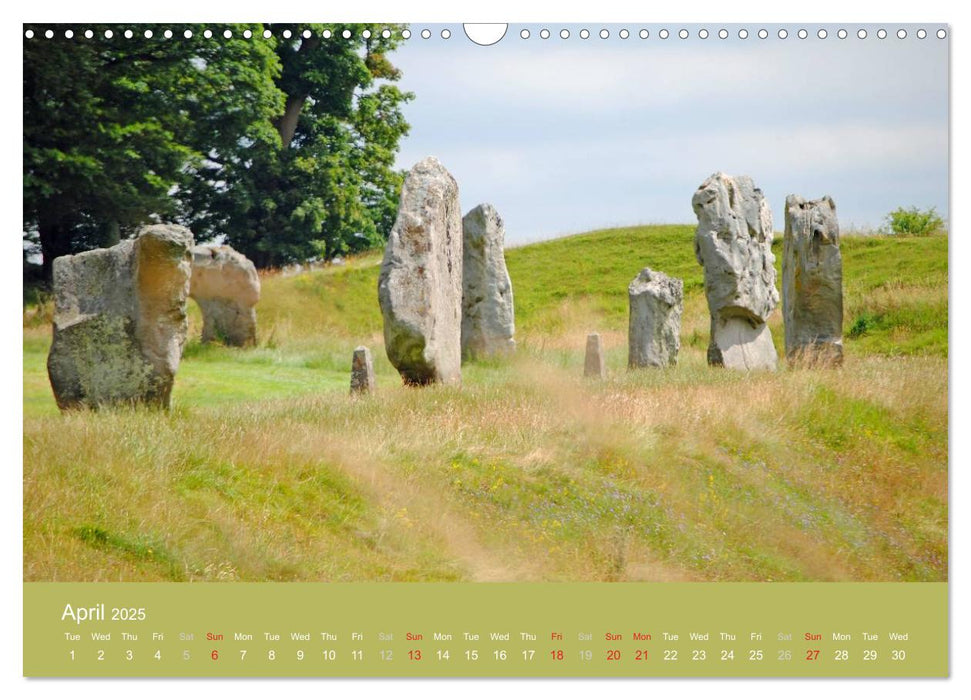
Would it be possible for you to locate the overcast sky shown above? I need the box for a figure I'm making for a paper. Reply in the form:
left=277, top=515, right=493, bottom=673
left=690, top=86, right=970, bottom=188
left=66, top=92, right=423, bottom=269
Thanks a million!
left=391, top=23, right=949, bottom=244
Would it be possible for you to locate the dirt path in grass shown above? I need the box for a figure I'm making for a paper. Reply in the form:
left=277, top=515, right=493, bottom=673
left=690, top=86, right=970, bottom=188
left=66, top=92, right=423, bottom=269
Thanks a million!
left=322, top=440, right=542, bottom=582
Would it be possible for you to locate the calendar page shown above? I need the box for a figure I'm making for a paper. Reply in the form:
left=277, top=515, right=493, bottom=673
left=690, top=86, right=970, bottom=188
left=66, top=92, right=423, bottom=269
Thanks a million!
left=21, top=16, right=949, bottom=682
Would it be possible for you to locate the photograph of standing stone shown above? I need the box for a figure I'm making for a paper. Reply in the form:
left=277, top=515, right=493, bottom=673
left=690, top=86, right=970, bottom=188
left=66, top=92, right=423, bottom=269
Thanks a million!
left=693, top=173, right=779, bottom=371
left=628, top=268, right=683, bottom=368
left=22, top=23, right=947, bottom=591
left=189, top=244, right=260, bottom=347
left=783, top=195, right=844, bottom=367
left=46, top=224, right=193, bottom=410
left=461, top=203, right=516, bottom=360
left=378, top=156, right=463, bottom=385
left=584, top=332, right=607, bottom=379
left=350, top=346, right=376, bottom=394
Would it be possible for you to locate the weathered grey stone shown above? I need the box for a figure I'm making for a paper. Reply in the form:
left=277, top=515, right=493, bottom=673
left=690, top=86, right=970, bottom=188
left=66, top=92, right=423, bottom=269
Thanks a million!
left=628, top=268, right=683, bottom=368
left=783, top=194, right=844, bottom=367
left=189, top=245, right=260, bottom=346
left=350, top=346, right=376, bottom=394
left=47, top=224, right=193, bottom=410
left=584, top=333, right=606, bottom=379
left=461, top=203, right=515, bottom=360
left=693, top=172, right=779, bottom=370
left=378, top=157, right=463, bottom=385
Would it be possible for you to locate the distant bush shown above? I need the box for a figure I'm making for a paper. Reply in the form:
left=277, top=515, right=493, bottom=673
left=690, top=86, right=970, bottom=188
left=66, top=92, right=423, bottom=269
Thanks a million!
left=885, top=206, right=945, bottom=237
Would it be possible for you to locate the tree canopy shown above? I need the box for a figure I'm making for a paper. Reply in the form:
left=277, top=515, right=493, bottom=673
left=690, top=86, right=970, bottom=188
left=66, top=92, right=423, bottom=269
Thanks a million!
left=23, top=23, right=412, bottom=279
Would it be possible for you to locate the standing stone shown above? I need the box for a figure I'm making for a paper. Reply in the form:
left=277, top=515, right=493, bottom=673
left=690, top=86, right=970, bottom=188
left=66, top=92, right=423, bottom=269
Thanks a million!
left=628, top=268, right=683, bottom=368
left=461, top=203, right=516, bottom=360
left=693, top=172, right=779, bottom=370
left=783, top=195, right=844, bottom=367
left=350, top=346, right=376, bottom=394
left=378, top=156, right=463, bottom=385
left=584, top=333, right=606, bottom=379
left=47, top=224, right=193, bottom=410
left=189, top=245, right=260, bottom=346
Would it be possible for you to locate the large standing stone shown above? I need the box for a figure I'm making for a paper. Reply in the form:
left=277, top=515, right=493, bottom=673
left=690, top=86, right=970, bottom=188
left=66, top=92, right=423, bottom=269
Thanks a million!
left=378, top=157, right=463, bottom=385
left=628, top=268, right=683, bottom=368
left=783, top=195, right=844, bottom=367
left=693, top=172, right=779, bottom=370
left=189, top=245, right=260, bottom=346
left=584, top=333, right=606, bottom=379
left=350, top=346, right=376, bottom=394
left=461, top=203, right=516, bottom=360
left=47, top=224, right=193, bottom=410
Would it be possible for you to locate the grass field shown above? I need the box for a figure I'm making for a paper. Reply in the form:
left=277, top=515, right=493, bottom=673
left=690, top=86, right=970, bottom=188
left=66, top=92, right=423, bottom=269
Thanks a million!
left=22, top=225, right=948, bottom=582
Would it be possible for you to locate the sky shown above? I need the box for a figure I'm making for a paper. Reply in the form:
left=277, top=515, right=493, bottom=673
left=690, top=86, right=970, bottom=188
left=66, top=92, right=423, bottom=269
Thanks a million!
left=391, top=23, right=950, bottom=245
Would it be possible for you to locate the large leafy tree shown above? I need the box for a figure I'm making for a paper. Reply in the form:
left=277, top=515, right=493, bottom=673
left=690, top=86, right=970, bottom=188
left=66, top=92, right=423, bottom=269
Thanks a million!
left=24, top=23, right=412, bottom=278
left=23, top=24, right=283, bottom=281
left=179, top=24, right=412, bottom=267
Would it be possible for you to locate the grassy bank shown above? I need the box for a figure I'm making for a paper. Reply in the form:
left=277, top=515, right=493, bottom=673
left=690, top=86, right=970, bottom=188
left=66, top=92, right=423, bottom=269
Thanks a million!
left=23, top=226, right=948, bottom=582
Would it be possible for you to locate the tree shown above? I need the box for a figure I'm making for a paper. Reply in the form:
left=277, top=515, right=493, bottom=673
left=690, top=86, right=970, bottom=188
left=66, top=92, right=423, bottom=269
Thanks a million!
left=23, top=24, right=284, bottom=281
left=884, top=206, right=946, bottom=237
left=179, top=23, right=412, bottom=267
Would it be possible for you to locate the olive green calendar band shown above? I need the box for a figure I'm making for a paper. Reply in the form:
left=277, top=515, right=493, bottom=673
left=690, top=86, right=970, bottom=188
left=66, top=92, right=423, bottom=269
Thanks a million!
left=24, top=582, right=947, bottom=677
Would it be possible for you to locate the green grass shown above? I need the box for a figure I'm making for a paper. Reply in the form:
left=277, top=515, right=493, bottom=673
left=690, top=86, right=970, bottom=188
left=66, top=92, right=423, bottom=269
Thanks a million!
left=23, top=225, right=948, bottom=582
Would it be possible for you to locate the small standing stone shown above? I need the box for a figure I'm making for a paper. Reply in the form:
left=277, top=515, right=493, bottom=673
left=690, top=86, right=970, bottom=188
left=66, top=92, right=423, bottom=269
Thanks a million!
left=46, top=224, right=193, bottom=410
left=461, top=203, right=516, bottom=360
left=783, top=194, right=844, bottom=367
left=350, top=346, right=376, bottom=394
left=377, top=156, right=463, bottom=385
left=693, top=172, right=779, bottom=370
left=584, top=333, right=606, bottom=379
left=628, top=268, right=683, bottom=368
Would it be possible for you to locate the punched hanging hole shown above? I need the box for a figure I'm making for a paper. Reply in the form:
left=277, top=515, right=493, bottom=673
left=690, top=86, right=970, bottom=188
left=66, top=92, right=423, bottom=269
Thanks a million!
left=619, top=29, right=630, bottom=39
left=520, top=29, right=530, bottom=39
left=463, top=24, right=508, bottom=46
left=738, top=29, right=748, bottom=39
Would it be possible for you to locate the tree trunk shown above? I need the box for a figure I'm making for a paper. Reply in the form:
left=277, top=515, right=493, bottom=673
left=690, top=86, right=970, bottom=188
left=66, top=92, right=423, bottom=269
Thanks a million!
left=274, top=35, right=320, bottom=148
left=277, top=94, right=308, bottom=148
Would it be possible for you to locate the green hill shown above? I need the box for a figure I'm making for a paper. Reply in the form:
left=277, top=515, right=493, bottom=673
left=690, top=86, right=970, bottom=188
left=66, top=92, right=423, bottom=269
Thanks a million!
left=23, top=226, right=948, bottom=583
